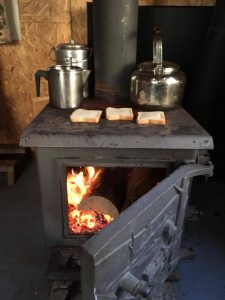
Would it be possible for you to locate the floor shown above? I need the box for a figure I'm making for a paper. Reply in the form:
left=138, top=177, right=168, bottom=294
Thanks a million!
left=173, top=178, right=225, bottom=300
left=0, top=159, right=50, bottom=300
left=0, top=159, right=225, bottom=300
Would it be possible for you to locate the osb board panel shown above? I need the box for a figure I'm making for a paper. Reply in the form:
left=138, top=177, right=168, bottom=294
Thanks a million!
left=32, top=96, right=49, bottom=117
left=18, top=0, right=71, bottom=23
left=71, top=0, right=88, bottom=44
left=0, top=22, right=71, bottom=144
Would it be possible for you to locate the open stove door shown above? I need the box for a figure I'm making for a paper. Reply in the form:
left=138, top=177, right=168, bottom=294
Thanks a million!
left=81, top=164, right=213, bottom=300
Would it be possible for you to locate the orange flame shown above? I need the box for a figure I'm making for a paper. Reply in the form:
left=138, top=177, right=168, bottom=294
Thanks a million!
left=67, top=167, right=113, bottom=234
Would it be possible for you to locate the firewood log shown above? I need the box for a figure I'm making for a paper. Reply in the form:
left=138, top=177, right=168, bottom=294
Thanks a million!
left=77, top=195, right=119, bottom=219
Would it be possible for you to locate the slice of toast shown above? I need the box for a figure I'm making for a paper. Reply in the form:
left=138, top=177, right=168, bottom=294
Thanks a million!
left=137, top=111, right=166, bottom=125
left=70, top=109, right=102, bottom=123
left=106, top=107, right=134, bottom=121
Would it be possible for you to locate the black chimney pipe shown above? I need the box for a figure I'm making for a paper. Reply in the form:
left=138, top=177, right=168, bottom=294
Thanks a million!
left=93, top=0, right=138, bottom=103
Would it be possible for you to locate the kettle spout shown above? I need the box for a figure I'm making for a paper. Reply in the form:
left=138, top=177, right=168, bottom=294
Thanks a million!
left=82, top=69, right=91, bottom=85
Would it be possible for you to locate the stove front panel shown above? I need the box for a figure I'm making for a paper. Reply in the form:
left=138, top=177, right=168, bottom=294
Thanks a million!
left=37, top=148, right=185, bottom=247
left=36, top=147, right=198, bottom=247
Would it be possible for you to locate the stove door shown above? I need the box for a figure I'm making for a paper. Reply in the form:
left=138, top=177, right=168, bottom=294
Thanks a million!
left=81, top=164, right=213, bottom=300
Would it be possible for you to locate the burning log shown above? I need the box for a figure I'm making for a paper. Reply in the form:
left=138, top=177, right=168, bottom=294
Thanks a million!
left=78, top=196, right=119, bottom=219
left=67, top=166, right=115, bottom=235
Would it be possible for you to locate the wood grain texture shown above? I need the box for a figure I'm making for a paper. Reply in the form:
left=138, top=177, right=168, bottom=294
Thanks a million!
left=0, top=0, right=71, bottom=144
left=31, top=96, right=49, bottom=117
left=71, top=0, right=88, bottom=44
left=19, top=0, right=71, bottom=23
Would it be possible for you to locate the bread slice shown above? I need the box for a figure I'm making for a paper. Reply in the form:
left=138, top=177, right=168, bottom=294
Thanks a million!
left=137, top=111, right=166, bottom=125
left=70, top=109, right=102, bottom=123
left=106, top=107, right=134, bottom=121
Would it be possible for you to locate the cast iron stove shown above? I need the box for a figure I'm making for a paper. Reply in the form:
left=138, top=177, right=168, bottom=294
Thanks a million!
left=20, top=102, right=213, bottom=299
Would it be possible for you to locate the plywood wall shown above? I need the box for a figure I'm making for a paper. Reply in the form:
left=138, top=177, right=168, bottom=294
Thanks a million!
left=0, top=0, right=71, bottom=144
left=0, top=0, right=215, bottom=144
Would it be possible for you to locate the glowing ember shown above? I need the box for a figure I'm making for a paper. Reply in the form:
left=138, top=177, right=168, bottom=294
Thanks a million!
left=67, top=167, right=113, bottom=234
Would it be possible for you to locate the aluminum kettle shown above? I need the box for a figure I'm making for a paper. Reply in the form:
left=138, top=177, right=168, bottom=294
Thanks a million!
left=130, top=29, right=186, bottom=110
left=35, top=65, right=91, bottom=109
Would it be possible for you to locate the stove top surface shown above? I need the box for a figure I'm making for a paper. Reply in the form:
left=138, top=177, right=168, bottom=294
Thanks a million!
left=20, top=102, right=213, bottom=150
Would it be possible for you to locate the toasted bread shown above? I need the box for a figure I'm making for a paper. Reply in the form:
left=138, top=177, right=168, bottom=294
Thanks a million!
left=70, top=109, right=102, bottom=123
left=137, top=111, right=166, bottom=125
left=106, top=107, right=134, bottom=121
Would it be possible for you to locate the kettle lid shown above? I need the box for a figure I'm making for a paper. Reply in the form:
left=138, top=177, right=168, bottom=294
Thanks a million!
left=56, top=40, right=87, bottom=50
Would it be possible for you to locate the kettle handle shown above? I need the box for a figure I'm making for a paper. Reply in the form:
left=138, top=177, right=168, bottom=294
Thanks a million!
left=153, top=28, right=163, bottom=73
left=35, top=70, right=48, bottom=97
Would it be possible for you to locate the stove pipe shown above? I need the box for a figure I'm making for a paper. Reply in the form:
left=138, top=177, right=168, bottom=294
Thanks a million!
left=93, top=0, right=138, bottom=103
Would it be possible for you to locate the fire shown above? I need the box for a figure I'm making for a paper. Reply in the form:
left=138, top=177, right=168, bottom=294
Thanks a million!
left=67, top=167, right=113, bottom=234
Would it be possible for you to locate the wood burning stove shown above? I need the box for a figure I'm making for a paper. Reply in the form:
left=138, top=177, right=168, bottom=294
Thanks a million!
left=20, top=104, right=213, bottom=299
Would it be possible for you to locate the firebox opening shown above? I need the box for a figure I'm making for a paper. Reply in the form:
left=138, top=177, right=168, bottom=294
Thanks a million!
left=66, top=166, right=166, bottom=236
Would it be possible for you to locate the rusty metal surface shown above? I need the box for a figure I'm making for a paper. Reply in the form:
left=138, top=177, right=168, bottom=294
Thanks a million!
left=20, top=104, right=213, bottom=149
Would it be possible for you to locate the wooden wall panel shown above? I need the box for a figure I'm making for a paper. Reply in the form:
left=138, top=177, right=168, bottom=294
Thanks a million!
left=71, top=0, right=88, bottom=44
left=19, top=0, right=71, bottom=23
left=0, top=0, right=71, bottom=144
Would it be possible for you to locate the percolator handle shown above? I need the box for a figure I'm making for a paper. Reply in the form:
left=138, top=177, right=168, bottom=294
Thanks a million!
left=35, top=70, right=48, bottom=97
